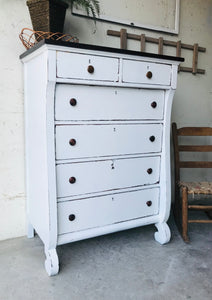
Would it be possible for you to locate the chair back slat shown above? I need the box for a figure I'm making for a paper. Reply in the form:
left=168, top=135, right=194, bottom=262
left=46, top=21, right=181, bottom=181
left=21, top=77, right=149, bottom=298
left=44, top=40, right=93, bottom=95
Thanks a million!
left=172, top=122, right=212, bottom=175
left=179, top=145, right=212, bottom=152
left=177, top=127, right=212, bottom=136
left=179, top=161, right=212, bottom=168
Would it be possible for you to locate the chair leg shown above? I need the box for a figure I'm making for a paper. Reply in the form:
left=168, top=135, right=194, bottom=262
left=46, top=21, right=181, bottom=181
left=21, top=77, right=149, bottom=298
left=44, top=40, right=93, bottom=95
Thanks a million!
left=182, top=187, right=189, bottom=242
left=205, top=210, right=212, bottom=220
left=173, top=187, right=180, bottom=221
left=173, top=188, right=181, bottom=237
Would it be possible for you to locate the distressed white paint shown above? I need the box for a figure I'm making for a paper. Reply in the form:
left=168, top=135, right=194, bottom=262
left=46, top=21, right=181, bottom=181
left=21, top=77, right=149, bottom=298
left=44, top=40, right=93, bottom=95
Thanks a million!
left=57, top=51, right=119, bottom=81
left=55, top=85, right=165, bottom=121
left=122, top=59, right=172, bottom=85
left=55, top=123, right=163, bottom=159
left=57, top=188, right=160, bottom=235
left=57, top=209, right=160, bottom=245
left=56, top=156, right=161, bottom=198
left=21, top=44, right=180, bottom=275
left=0, top=0, right=212, bottom=244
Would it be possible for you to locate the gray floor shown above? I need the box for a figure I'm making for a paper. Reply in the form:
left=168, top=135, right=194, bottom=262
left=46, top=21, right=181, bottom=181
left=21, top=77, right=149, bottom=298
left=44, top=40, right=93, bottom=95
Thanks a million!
left=0, top=213, right=212, bottom=300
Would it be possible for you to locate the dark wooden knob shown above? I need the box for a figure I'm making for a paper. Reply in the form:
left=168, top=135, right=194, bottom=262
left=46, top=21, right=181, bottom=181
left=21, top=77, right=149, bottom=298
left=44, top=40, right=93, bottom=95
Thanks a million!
left=149, top=136, right=155, bottom=142
left=146, top=201, right=152, bottom=207
left=69, top=214, right=76, bottom=221
left=147, top=168, right=153, bottom=174
left=87, top=65, right=94, bottom=74
left=70, top=98, right=77, bottom=106
left=69, top=139, right=76, bottom=146
left=146, top=71, right=153, bottom=79
left=69, top=177, right=76, bottom=184
left=151, top=101, right=157, bottom=108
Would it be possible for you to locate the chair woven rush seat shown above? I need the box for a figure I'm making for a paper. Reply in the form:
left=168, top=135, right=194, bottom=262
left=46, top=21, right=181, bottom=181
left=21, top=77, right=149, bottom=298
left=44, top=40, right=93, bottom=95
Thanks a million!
left=178, top=181, right=212, bottom=195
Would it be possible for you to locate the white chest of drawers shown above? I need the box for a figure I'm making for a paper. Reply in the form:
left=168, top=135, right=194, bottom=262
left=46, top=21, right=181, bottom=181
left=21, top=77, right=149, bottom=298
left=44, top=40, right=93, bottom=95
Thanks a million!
left=21, top=40, right=183, bottom=276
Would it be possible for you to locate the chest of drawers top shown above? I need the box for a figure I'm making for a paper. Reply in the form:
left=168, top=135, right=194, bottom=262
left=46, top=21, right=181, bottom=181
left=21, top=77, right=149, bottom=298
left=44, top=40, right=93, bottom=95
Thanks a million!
left=20, top=40, right=183, bottom=88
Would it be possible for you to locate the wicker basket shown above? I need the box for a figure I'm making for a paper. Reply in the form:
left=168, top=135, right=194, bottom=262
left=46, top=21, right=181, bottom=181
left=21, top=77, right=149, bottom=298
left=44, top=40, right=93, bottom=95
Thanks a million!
left=26, top=0, right=68, bottom=33
left=19, top=28, right=79, bottom=50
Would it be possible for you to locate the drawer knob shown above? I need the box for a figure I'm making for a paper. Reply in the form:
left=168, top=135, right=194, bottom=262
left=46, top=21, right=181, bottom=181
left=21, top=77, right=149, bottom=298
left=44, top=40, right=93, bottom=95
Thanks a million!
left=146, top=201, right=152, bottom=207
left=149, top=135, right=155, bottom=142
left=87, top=65, right=94, bottom=74
left=151, top=101, right=157, bottom=108
left=69, top=214, right=76, bottom=221
left=147, top=168, right=153, bottom=174
left=146, top=71, right=153, bottom=79
left=70, top=98, right=77, bottom=106
left=69, top=177, right=76, bottom=184
left=69, top=139, right=76, bottom=146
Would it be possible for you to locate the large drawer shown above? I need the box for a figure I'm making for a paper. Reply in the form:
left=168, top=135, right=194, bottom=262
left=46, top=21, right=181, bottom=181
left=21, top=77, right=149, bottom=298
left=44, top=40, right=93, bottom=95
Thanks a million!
left=122, top=59, right=171, bottom=86
left=56, top=156, right=160, bottom=198
left=55, top=85, right=165, bottom=121
left=57, top=52, right=119, bottom=82
left=55, top=123, right=163, bottom=160
left=57, top=188, right=159, bottom=234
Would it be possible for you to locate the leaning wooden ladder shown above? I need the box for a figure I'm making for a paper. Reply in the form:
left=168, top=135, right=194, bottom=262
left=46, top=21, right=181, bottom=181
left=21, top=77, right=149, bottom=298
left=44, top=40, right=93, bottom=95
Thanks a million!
left=107, top=29, right=206, bottom=75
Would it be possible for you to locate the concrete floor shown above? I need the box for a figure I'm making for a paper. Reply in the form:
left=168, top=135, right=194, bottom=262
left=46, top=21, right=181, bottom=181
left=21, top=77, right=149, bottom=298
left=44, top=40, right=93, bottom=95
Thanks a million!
left=0, top=213, right=212, bottom=300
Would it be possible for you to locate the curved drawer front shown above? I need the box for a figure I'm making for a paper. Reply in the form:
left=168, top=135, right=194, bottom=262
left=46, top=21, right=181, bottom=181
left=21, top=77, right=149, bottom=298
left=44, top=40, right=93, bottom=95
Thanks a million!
left=56, top=156, right=160, bottom=198
left=55, top=85, right=164, bottom=121
left=56, top=124, right=163, bottom=160
left=123, top=59, right=171, bottom=85
left=58, top=188, right=159, bottom=234
left=57, top=52, right=119, bottom=81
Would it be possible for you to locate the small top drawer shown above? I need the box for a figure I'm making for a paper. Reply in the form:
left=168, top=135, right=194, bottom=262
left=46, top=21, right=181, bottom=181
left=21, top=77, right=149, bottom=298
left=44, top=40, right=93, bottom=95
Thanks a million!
left=57, top=52, right=119, bottom=82
left=122, top=59, right=171, bottom=86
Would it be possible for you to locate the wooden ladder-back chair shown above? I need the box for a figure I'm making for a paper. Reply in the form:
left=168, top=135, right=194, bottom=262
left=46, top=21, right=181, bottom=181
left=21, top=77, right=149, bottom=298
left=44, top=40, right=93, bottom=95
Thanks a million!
left=172, top=122, right=212, bottom=242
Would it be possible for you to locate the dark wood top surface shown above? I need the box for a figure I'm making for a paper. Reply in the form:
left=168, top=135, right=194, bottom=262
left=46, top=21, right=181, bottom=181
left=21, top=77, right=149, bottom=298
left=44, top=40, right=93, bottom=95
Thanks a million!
left=20, top=39, right=184, bottom=62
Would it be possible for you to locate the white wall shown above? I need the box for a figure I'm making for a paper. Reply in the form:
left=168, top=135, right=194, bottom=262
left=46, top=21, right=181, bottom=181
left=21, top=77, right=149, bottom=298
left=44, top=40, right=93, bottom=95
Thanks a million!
left=0, top=0, right=31, bottom=241
left=0, top=0, right=211, bottom=241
